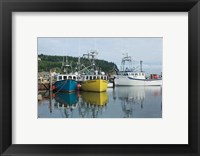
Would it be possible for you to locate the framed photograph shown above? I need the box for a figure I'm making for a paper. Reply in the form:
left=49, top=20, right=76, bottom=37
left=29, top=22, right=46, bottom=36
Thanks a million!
left=37, top=37, right=163, bottom=119
left=0, top=0, right=200, bottom=155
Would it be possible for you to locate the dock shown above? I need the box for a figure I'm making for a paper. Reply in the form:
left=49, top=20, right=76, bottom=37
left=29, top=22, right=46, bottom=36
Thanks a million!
left=38, top=83, right=50, bottom=90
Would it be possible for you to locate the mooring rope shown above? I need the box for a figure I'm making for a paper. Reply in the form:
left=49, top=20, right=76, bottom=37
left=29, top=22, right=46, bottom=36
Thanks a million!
left=53, top=80, right=69, bottom=94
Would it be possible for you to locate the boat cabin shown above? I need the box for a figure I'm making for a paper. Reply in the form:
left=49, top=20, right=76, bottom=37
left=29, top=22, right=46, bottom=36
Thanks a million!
left=56, top=74, right=79, bottom=81
left=128, top=72, right=146, bottom=80
left=82, top=75, right=108, bottom=81
left=117, top=71, right=146, bottom=80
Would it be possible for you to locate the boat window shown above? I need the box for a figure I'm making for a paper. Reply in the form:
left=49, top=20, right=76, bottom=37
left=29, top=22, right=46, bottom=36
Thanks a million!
left=90, top=76, right=93, bottom=80
left=64, top=76, right=67, bottom=80
left=101, top=76, right=103, bottom=79
left=73, top=76, right=76, bottom=80
left=104, top=77, right=107, bottom=80
left=68, top=76, right=72, bottom=79
left=59, top=76, right=62, bottom=80
left=135, top=73, right=138, bottom=76
left=86, top=76, right=88, bottom=80
left=93, top=76, right=96, bottom=79
left=142, top=73, right=144, bottom=76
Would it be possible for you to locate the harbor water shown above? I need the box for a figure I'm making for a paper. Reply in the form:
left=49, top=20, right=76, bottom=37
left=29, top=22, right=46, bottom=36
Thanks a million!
left=38, top=86, right=162, bottom=118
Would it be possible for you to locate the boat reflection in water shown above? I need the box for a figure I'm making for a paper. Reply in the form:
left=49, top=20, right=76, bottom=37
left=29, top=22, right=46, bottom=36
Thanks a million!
left=78, top=92, right=109, bottom=118
left=113, top=86, right=162, bottom=118
left=39, top=86, right=161, bottom=118
left=54, top=91, right=109, bottom=118
left=54, top=92, right=78, bottom=118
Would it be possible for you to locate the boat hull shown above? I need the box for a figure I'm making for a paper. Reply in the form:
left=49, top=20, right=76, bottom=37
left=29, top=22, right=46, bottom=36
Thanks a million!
left=114, top=76, right=162, bottom=86
left=81, top=79, right=108, bottom=92
left=54, top=79, right=77, bottom=92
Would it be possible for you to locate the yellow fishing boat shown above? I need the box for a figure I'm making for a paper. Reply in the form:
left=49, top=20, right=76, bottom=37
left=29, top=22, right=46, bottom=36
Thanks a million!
left=81, top=91, right=108, bottom=106
left=79, top=51, right=109, bottom=92
left=81, top=75, right=108, bottom=92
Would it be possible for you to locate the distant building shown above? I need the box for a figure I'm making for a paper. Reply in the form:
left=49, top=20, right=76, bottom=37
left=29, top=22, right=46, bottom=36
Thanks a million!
left=38, top=72, right=49, bottom=83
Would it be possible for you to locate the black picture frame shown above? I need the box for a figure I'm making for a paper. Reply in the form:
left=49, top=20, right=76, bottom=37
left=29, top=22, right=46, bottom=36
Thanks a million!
left=0, top=0, right=200, bottom=155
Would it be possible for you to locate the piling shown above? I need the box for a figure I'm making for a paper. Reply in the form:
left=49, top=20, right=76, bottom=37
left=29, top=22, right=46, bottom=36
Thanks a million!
left=49, top=90, right=52, bottom=113
left=49, top=70, right=52, bottom=92
left=49, top=70, right=53, bottom=113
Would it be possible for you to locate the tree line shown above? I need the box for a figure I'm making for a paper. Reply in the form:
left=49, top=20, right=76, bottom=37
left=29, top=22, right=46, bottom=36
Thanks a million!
left=38, top=54, right=118, bottom=75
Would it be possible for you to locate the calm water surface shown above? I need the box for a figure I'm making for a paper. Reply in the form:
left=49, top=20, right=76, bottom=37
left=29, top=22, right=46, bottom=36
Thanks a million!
left=38, top=86, right=162, bottom=118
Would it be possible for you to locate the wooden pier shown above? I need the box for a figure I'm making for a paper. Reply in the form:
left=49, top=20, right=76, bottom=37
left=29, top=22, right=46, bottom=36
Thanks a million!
left=38, top=83, right=50, bottom=90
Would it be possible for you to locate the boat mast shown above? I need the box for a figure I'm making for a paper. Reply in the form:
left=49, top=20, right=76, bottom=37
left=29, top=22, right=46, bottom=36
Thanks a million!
left=90, top=50, right=98, bottom=66
left=121, top=53, right=132, bottom=72
left=62, top=56, right=71, bottom=74
left=76, top=57, right=81, bottom=74
left=82, top=50, right=98, bottom=73
left=140, top=60, right=143, bottom=72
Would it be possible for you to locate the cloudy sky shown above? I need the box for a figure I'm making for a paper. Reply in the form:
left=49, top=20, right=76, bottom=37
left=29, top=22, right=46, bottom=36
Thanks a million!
left=38, top=37, right=162, bottom=74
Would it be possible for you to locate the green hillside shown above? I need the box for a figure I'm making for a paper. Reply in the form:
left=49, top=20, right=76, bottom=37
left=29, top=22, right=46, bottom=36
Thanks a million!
left=38, top=54, right=118, bottom=74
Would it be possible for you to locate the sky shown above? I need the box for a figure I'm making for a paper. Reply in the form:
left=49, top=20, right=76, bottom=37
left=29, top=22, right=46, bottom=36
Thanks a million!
left=38, top=37, right=162, bottom=74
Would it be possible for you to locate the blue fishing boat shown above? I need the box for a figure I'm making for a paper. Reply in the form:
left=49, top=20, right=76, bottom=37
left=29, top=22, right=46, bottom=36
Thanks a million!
left=54, top=74, right=78, bottom=92
left=53, top=56, right=80, bottom=92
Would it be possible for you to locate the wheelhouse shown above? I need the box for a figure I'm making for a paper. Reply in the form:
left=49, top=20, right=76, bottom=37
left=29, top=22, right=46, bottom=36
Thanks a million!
left=57, top=75, right=78, bottom=81
left=83, top=75, right=108, bottom=81
left=117, top=71, right=146, bottom=80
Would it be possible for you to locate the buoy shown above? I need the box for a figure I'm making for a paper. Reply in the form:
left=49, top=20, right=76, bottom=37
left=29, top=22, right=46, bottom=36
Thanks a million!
left=77, top=84, right=81, bottom=90
left=52, top=85, right=56, bottom=90
left=154, top=75, right=158, bottom=79
left=38, top=94, right=42, bottom=101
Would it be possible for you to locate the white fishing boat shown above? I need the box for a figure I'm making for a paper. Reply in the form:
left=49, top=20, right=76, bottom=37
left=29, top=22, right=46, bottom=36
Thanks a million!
left=114, top=54, right=162, bottom=86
